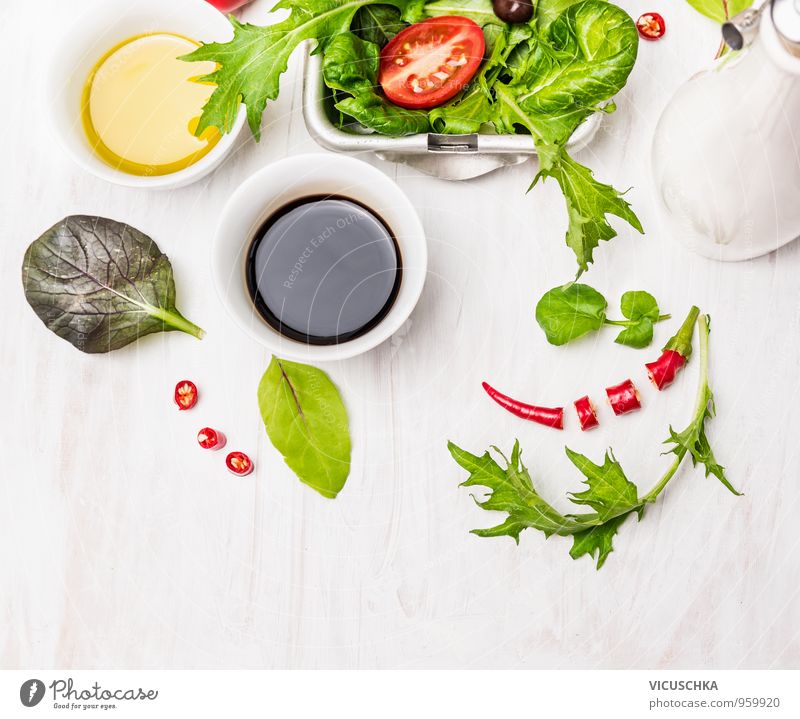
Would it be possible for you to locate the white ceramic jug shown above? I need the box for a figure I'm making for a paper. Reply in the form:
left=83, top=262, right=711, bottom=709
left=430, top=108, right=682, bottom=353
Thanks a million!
left=652, top=0, right=800, bottom=260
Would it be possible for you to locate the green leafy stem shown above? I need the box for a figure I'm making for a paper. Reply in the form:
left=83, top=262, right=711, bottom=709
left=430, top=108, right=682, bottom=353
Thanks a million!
left=535, top=283, right=670, bottom=348
left=448, top=313, right=741, bottom=569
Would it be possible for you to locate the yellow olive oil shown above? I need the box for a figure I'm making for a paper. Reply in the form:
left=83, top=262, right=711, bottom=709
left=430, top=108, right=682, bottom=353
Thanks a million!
left=81, top=33, right=220, bottom=176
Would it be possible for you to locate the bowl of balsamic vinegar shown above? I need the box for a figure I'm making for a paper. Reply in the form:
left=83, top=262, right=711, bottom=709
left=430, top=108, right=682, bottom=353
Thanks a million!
left=213, top=154, right=427, bottom=361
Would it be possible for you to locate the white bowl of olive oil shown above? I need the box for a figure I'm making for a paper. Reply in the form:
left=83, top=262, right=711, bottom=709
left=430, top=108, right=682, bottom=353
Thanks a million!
left=46, top=0, right=245, bottom=189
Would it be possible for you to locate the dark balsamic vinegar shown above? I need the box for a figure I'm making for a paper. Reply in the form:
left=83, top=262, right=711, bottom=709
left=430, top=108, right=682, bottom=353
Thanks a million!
left=246, top=195, right=402, bottom=345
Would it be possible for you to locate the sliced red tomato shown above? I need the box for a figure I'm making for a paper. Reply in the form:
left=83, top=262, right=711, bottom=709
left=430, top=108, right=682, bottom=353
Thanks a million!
left=379, top=16, right=485, bottom=110
left=174, top=380, right=198, bottom=411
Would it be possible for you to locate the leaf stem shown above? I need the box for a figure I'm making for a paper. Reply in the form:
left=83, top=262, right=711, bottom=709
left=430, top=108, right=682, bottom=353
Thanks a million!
left=151, top=307, right=205, bottom=340
left=603, top=313, right=671, bottom=328
left=641, top=314, right=709, bottom=504
left=665, top=305, right=700, bottom=359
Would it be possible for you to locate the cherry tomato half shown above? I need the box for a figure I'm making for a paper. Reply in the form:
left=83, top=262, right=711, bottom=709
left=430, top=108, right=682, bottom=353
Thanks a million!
left=379, top=16, right=485, bottom=110
left=636, top=12, right=666, bottom=41
left=226, top=451, right=253, bottom=476
left=174, top=380, right=198, bottom=411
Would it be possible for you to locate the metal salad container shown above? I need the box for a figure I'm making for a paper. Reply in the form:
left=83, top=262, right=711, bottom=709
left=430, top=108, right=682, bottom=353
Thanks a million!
left=302, top=47, right=603, bottom=181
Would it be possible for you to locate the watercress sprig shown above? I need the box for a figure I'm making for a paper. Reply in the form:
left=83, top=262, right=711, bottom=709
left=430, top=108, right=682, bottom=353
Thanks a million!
left=535, top=283, right=670, bottom=348
left=448, top=314, right=741, bottom=569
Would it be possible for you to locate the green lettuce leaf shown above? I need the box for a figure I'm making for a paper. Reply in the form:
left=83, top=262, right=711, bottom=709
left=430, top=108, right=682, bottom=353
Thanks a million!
left=536, top=0, right=588, bottom=28
left=535, top=282, right=668, bottom=347
left=448, top=438, right=643, bottom=568
left=322, top=31, right=381, bottom=95
left=336, top=93, right=432, bottom=134
left=613, top=319, right=653, bottom=348
left=569, top=514, right=630, bottom=569
left=685, top=0, right=752, bottom=23
left=620, top=290, right=660, bottom=322
left=429, top=89, right=493, bottom=134
left=534, top=282, right=608, bottom=345
left=186, top=0, right=642, bottom=274
left=352, top=4, right=407, bottom=46
left=431, top=23, right=532, bottom=134
left=495, top=0, right=642, bottom=274
left=664, top=384, right=742, bottom=496
left=258, top=357, right=351, bottom=498
left=423, top=0, right=506, bottom=27
left=532, top=144, right=642, bottom=275
left=448, top=440, right=577, bottom=541
left=22, top=215, right=204, bottom=353
left=565, top=448, right=639, bottom=521
left=183, top=0, right=424, bottom=139
left=323, top=33, right=430, bottom=135
left=613, top=290, right=662, bottom=348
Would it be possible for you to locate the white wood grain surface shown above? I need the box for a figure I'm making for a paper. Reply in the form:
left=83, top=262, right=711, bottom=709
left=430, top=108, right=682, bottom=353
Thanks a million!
left=2, top=0, right=799, bottom=669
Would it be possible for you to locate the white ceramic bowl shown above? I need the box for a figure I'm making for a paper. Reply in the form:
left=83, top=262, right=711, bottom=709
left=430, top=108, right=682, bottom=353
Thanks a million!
left=45, top=0, right=245, bottom=190
left=213, top=154, right=428, bottom=362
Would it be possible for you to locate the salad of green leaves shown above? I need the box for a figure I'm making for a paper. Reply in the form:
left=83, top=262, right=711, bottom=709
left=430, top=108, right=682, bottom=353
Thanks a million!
left=184, top=0, right=642, bottom=275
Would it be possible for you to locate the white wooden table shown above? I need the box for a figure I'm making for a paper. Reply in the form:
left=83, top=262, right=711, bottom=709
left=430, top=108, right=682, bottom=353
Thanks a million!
left=2, top=0, right=799, bottom=669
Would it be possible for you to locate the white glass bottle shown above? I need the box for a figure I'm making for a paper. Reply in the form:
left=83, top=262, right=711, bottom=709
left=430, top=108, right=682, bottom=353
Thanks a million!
left=652, top=0, right=800, bottom=260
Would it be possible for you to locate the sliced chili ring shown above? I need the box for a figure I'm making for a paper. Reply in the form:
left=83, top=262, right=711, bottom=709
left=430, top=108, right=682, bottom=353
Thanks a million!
left=606, top=379, right=642, bottom=416
left=574, top=395, right=599, bottom=431
left=645, top=349, right=686, bottom=390
left=636, top=12, right=666, bottom=41
left=226, top=451, right=253, bottom=476
left=197, top=427, right=226, bottom=451
left=174, top=380, right=198, bottom=410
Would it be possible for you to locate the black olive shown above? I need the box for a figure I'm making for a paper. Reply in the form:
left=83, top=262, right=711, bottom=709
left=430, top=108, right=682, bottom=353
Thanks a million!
left=492, top=0, right=533, bottom=24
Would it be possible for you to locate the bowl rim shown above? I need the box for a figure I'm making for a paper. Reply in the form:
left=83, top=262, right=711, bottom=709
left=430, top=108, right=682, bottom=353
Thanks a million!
left=44, top=0, right=246, bottom=189
left=211, top=153, right=428, bottom=362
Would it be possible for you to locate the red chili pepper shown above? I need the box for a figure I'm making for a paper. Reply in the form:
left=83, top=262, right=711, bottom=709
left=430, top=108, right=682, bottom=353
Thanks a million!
left=197, top=427, right=226, bottom=451
left=174, top=380, right=198, bottom=410
left=637, top=12, right=666, bottom=41
left=574, top=395, right=599, bottom=431
left=606, top=379, right=641, bottom=415
left=645, top=306, right=699, bottom=390
left=482, top=381, right=564, bottom=429
left=226, top=451, right=253, bottom=476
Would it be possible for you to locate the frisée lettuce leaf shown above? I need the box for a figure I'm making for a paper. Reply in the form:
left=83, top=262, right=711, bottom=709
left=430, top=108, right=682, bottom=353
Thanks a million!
left=182, top=0, right=426, bottom=139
